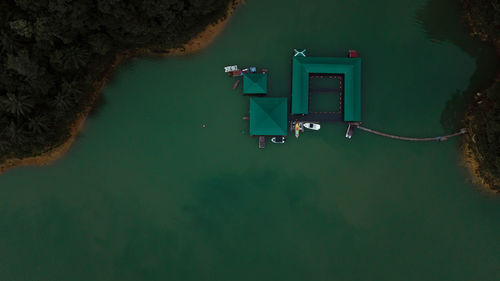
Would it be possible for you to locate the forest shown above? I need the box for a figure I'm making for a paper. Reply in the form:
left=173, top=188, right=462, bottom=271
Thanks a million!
left=461, top=0, right=500, bottom=190
left=0, top=0, right=231, bottom=160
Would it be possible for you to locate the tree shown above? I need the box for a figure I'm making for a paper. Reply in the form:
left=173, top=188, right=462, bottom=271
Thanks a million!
left=462, top=0, right=500, bottom=39
left=9, top=19, right=33, bottom=39
left=0, top=34, right=16, bottom=53
left=62, top=47, right=90, bottom=70
left=29, top=73, right=56, bottom=96
left=34, top=17, right=55, bottom=46
left=51, top=92, right=74, bottom=112
left=0, top=138, right=10, bottom=155
left=3, top=121, right=28, bottom=145
left=0, top=93, right=34, bottom=116
left=0, top=0, right=232, bottom=159
left=89, top=33, right=113, bottom=55
left=6, top=50, right=43, bottom=80
left=27, top=114, right=50, bottom=134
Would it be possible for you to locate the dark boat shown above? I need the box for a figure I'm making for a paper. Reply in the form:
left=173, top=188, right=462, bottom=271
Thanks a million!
left=271, top=136, right=286, bottom=144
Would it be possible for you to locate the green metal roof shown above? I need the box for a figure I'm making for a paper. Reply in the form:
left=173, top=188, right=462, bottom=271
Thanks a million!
left=249, top=97, right=288, bottom=136
left=291, top=56, right=361, bottom=121
left=243, top=73, right=268, bottom=94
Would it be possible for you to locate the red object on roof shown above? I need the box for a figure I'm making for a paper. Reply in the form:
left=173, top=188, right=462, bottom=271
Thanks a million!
left=348, top=50, right=359, bottom=58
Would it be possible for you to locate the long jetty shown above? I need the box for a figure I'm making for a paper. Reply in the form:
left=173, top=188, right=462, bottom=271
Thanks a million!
left=356, top=126, right=467, bottom=142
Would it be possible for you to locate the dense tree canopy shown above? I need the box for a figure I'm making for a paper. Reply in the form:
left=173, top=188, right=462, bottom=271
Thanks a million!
left=460, top=0, right=500, bottom=190
left=0, top=0, right=231, bottom=159
left=469, top=83, right=500, bottom=187
left=461, top=0, right=500, bottom=40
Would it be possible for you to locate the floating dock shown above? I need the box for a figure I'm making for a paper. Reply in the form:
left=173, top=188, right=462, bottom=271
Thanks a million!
left=259, top=136, right=265, bottom=148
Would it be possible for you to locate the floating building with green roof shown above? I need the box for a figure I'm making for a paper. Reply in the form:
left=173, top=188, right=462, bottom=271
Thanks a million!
left=229, top=50, right=363, bottom=147
left=243, top=73, right=268, bottom=94
left=249, top=97, right=288, bottom=136
left=291, top=56, right=361, bottom=122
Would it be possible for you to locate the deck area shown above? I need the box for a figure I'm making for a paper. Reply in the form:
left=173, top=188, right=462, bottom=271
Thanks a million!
left=290, top=112, right=343, bottom=122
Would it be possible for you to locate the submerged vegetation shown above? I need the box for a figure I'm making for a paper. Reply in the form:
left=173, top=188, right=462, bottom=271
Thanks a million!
left=460, top=0, right=500, bottom=190
left=0, top=0, right=231, bottom=161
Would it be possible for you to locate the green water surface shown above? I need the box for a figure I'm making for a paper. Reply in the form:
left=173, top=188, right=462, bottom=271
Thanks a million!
left=1, top=0, right=499, bottom=280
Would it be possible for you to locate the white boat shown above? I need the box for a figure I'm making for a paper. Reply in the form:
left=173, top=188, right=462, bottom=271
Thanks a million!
left=303, top=123, right=320, bottom=130
left=271, top=136, right=286, bottom=144
left=224, top=65, right=238, bottom=72
left=345, top=124, right=353, bottom=139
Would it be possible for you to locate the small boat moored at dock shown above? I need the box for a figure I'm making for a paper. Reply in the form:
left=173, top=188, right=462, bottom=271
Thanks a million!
left=304, top=123, right=320, bottom=130
left=345, top=124, right=353, bottom=139
left=224, top=65, right=238, bottom=72
left=271, top=136, right=286, bottom=144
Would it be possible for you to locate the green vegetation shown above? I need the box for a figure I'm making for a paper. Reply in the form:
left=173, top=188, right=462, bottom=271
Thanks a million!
left=460, top=0, right=500, bottom=190
left=0, top=0, right=231, bottom=160
left=465, top=83, right=500, bottom=189
left=461, top=0, right=500, bottom=41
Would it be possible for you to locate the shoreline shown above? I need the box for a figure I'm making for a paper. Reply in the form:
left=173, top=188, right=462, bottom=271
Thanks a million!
left=462, top=137, right=496, bottom=193
left=461, top=75, right=500, bottom=193
left=0, top=1, right=239, bottom=174
left=460, top=5, right=500, bottom=193
left=462, top=129, right=500, bottom=194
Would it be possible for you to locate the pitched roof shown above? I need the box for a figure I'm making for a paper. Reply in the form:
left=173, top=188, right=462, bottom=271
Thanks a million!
left=243, top=73, right=268, bottom=94
left=249, top=97, right=288, bottom=136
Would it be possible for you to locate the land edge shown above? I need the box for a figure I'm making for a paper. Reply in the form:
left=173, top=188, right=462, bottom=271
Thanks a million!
left=461, top=73, right=500, bottom=194
left=0, top=0, right=240, bottom=174
left=460, top=6, right=500, bottom=193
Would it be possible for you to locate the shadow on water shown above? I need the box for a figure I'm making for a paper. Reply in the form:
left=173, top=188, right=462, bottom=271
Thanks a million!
left=416, top=0, right=499, bottom=132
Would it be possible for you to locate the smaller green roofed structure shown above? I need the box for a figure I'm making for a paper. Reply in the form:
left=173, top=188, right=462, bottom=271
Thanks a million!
left=249, top=97, right=288, bottom=136
left=243, top=73, right=268, bottom=94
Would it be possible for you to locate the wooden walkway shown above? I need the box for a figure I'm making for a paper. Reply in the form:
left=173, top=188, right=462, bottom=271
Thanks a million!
left=356, top=126, right=467, bottom=141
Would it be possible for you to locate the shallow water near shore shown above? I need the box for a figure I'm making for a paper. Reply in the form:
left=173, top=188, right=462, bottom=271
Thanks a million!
left=0, top=0, right=499, bottom=280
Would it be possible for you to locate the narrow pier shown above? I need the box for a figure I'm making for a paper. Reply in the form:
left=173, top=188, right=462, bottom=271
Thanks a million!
left=356, top=126, right=467, bottom=141
left=259, top=136, right=265, bottom=148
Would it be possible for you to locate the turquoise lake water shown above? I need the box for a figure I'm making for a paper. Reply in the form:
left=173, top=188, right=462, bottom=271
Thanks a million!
left=0, top=0, right=499, bottom=280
